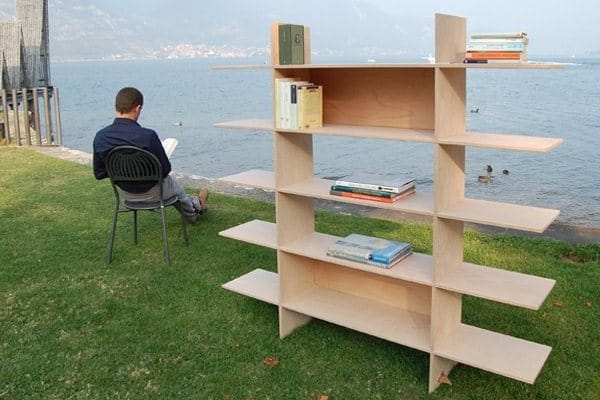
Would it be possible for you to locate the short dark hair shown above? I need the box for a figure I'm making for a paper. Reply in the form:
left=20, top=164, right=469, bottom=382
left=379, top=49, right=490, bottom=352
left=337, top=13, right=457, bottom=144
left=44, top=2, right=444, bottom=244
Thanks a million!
left=115, top=87, right=143, bottom=113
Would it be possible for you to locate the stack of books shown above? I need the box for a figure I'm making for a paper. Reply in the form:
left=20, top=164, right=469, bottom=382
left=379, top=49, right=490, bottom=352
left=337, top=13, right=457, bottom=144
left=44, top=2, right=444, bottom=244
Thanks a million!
left=464, top=32, right=528, bottom=63
left=327, top=233, right=413, bottom=269
left=330, top=172, right=416, bottom=203
left=275, top=78, right=323, bottom=129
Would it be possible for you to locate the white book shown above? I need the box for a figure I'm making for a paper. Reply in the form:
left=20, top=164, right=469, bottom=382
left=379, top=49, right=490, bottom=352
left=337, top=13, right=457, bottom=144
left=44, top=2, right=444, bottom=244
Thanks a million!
left=335, top=172, right=415, bottom=193
left=162, top=137, right=178, bottom=158
left=274, top=78, right=293, bottom=128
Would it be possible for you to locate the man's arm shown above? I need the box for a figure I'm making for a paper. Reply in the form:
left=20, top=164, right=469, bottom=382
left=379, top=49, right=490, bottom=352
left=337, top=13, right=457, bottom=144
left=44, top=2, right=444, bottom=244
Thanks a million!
left=92, top=134, right=108, bottom=180
left=148, top=130, right=172, bottom=177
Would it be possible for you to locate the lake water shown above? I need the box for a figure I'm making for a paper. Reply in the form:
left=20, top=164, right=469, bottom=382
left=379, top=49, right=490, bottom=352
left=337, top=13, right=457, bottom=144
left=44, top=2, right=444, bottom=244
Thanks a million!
left=51, top=56, right=600, bottom=228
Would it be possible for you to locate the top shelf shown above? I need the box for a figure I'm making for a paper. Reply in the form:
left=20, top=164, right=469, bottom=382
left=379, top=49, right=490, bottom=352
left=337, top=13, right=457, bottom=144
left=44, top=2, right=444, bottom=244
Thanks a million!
left=213, top=62, right=565, bottom=71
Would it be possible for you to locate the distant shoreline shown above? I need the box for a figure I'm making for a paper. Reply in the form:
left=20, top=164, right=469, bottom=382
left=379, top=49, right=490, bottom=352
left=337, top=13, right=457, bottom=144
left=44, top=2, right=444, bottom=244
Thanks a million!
left=30, top=146, right=600, bottom=245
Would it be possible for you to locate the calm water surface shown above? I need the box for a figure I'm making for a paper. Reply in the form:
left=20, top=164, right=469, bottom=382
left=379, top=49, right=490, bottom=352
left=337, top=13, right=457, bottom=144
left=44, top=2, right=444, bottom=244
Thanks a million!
left=52, top=57, right=600, bottom=228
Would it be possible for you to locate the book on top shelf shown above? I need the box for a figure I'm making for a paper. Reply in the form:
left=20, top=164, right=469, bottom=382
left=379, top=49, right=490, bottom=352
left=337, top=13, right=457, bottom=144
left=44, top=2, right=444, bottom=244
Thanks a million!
left=469, top=37, right=529, bottom=44
left=470, top=32, right=527, bottom=39
left=465, top=51, right=526, bottom=60
left=335, top=172, right=416, bottom=194
left=466, top=42, right=526, bottom=52
left=278, top=24, right=304, bottom=65
left=161, top=138, right=178, bottom=158
left=326, top=233, right=413, bottom=269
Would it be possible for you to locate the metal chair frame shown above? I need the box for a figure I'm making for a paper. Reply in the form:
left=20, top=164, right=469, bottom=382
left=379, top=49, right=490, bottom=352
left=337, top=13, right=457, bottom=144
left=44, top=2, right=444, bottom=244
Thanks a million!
left=105, top=145, right=188, bottom=264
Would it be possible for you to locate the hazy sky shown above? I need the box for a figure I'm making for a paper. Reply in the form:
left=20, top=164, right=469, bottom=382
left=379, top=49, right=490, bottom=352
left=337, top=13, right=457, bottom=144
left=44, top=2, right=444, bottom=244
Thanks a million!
left=361, top=0, right=598, bottom=55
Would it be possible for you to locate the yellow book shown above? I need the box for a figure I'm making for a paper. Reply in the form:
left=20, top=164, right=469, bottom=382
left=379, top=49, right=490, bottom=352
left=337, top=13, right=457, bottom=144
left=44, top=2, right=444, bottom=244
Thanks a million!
left=297, top=84, right=322, bottom=129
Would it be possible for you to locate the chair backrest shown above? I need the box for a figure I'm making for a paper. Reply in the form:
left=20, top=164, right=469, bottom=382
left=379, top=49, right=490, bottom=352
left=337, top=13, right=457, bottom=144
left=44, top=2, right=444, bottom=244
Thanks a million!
left=105, top=145, right=163, bottom=190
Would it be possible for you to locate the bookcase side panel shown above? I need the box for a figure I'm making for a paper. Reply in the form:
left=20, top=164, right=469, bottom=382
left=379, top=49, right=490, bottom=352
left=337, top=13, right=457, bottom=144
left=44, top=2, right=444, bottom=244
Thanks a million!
left=435, top=13, right=466, bottom=63
left=309, top=68, right=435, bottom=130
left=434, top=68, right=466, bottom=139
left=279, top=251, right=314, bottom=337
left=428, top=354, right=458, bottom=393
left=274, top=132, right=315, bottom=245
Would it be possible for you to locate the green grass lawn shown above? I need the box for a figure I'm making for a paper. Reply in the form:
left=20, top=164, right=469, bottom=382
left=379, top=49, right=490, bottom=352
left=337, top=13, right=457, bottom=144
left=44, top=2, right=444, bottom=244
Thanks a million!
left=0, top=147, right=598, bottom=399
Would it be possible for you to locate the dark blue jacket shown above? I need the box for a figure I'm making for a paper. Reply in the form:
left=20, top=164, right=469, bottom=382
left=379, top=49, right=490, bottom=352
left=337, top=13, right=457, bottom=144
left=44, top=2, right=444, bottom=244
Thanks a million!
left=93, top=118, right=171, bottom=193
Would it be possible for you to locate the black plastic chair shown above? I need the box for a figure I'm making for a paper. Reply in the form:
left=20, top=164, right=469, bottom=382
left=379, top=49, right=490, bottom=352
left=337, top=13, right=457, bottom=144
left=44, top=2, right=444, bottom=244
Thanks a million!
left=105, top=145, right=188, bottom=264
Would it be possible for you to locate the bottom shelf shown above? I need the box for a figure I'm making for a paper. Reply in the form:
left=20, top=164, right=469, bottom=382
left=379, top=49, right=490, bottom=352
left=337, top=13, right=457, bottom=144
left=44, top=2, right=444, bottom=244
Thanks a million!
left=221, top=268, right=279, bottom=305
left=222, top=269, right=552, bottom=385
left=283, top=286, right=432, bottom=352
left=434, top=323, right=552, bottom=384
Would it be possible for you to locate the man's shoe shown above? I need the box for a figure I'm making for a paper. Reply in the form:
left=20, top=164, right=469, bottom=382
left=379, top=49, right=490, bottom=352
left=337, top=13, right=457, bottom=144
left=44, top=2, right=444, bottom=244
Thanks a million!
left=197, top=188, right=209, bottom=214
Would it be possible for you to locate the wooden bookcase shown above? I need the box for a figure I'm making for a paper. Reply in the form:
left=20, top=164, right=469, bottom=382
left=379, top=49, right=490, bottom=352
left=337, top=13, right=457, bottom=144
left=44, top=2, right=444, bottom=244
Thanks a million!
left=215, top=14, right=563, bottom=393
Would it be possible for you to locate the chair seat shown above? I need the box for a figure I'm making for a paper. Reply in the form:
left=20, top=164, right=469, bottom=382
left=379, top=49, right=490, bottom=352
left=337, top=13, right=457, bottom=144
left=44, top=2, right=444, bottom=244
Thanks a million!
left=124, top=195, right=179, bottom=210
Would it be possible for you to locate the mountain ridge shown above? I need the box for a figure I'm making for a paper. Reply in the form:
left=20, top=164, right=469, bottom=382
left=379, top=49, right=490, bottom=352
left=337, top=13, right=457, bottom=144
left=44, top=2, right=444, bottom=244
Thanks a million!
left=0, top=0, right=433, bottom=60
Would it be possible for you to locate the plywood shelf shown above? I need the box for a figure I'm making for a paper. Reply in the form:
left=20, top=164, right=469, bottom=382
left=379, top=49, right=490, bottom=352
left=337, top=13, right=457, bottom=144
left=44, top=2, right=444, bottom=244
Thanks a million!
left=219, top=219, right=277, bottom=249
left=281, top=177, right=435, bottom=216
left=216, top=119, right=561, bottom=151
left=216, top=119, right=435, bottom=142
left=219, top=220, right=555, bottom=310
left=281, top=231, right=434, bottom=286
left=438, top=132, right=563, bottom=153
left=283, top=286, right=432, bottom=352
left=214, top=62, right=563, bottom=71
left=222, top=268, right=279, bottom=305
left=434, top=324, right=552, bottom=384
left=219, top=169, right=275, bottom=190
left=437, top=198, right=560, bottom=233
left=436, top=262, right=556, bottom=310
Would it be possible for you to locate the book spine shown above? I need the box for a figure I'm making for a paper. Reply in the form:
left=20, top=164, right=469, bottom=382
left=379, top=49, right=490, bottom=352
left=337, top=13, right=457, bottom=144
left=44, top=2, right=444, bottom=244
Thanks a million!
left=365, top=259, right=392, bottom=269
left=371, top=249, right=412, bottom=264
left=465, top=51, right=523, bottom=60
left=326, top=250, right=370, bottom=263
left=470, top=32, right=527, bottom=39
left=290, top=24, right=305, bottom=64
left=278, top=24, right=292, bottom=65
left=331, top=185, right=397, bottom=198
left=290, top=83, right=298, bottom=129
left=330, top=190, right=398, bottom=203
left=466, top=42, right=526, bottom=52
left=469, top=37, right=529, bottom=44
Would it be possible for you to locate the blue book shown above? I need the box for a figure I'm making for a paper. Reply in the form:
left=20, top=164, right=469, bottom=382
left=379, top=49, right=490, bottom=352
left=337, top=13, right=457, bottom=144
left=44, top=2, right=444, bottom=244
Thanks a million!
left=327, top=233, right=412, bottom=268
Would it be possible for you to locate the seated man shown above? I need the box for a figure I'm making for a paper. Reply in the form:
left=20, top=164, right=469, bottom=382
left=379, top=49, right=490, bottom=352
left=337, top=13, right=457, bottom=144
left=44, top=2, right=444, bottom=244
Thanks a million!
left=93, top=86, right=208, bottom=223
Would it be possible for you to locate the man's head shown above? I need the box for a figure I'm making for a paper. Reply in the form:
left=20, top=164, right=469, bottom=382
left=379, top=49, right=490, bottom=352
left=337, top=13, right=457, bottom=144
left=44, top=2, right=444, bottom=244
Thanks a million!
left=115, top=87, right=143, bottom=120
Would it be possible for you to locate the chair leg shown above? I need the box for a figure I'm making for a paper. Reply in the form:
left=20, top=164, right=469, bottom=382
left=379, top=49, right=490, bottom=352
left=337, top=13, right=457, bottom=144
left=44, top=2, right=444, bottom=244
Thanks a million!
left=133, top=210, right=138, bottom=244
left=107, top=205, right=119, bottom=263
left=160, top=206, right=170, bottom=264
left=181, top=214, right=189, bottom=246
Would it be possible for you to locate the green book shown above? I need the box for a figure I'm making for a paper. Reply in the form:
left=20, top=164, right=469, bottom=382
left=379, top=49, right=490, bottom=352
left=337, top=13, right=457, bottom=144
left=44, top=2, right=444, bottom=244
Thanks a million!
left=278, top=24, right=304, bottom=65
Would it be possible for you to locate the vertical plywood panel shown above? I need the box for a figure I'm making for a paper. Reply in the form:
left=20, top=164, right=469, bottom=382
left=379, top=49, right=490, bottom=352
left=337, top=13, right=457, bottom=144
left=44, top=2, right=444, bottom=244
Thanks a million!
left=278, top=252, right=313, bottom=337
left=430, top=14, right=467, bottom=392
left=435, top=14, right=466, bottom=64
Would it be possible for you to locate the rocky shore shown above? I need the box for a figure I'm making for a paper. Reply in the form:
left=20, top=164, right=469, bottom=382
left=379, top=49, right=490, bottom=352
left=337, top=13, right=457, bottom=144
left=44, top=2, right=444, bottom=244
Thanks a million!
left=32, top=145, right=600, bottom=245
